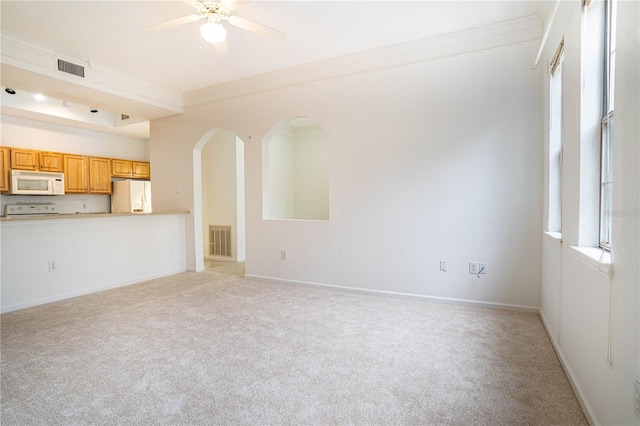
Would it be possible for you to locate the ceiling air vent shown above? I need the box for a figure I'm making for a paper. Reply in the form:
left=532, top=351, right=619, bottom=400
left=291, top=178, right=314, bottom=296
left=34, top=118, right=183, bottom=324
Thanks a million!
left=57, top=59, right=85, bottom=78
left=121, top=114, right=130, bottom=121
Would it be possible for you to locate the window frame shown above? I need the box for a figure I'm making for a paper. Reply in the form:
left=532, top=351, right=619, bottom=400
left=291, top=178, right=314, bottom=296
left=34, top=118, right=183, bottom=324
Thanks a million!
left=598, top=0, right=617, bottom=251
left=547, top=40, right=564, bottom=234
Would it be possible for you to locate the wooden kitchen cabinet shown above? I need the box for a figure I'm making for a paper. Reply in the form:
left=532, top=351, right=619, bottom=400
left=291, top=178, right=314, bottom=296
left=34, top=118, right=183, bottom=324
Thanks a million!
left=89, top=157, right=112, bottom=194
left=0, top=146, right=9, bottom=192
left=64, top=154, right=88, bottom=193
left=112, top=159, right=132, bottom=177
left=10, top=148, right=39, bottom=171
left=132, top=161, right=150, bottom=179
left=38, top=151, right=64, bottom=172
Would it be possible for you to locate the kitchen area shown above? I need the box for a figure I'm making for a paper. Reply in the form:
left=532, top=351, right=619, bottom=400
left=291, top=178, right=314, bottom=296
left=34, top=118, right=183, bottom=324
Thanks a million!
left=1, top=145, right=152, bottom=218
left=0, top=113, right=188, bottom=314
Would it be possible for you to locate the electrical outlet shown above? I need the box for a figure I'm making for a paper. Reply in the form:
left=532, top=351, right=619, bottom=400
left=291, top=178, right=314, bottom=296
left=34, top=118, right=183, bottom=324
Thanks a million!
left=440, top=260, right=448, bottom=272
left=469, top=262, right=479, bottom=274
left=478, top=262, right=487, bottom=274
left=634, top=380, right=640, bottom=418
left=281, top=250, right=288, bottom=261
left=48, top=261, right=57, bottom=272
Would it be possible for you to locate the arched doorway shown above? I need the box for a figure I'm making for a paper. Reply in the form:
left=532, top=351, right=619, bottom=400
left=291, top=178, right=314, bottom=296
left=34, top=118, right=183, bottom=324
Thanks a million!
left=193, top=129, right=245, bottom=272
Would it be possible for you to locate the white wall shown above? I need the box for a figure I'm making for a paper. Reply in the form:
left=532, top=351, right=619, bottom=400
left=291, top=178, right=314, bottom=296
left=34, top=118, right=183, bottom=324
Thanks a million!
left=1, top=114, right=147, bottom=159
left=151, top=33, right=543, bottom=309
left=236, top=139, right=246, bottom=261
left=540, top=1, right=639, bottom=424
left=0, top=214, right=187, bottom=313
left=266, top=128, right=296, bottom=219
left=294, top=125, right=329, bottom=220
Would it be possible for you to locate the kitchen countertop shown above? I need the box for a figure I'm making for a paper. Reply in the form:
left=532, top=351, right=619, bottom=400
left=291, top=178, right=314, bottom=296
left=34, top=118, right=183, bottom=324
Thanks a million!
left=0, top=211, right=190, bottom=222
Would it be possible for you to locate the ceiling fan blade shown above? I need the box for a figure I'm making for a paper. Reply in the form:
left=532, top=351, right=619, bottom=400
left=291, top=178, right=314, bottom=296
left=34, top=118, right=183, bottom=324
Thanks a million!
left=214, top=40, right=229, bottom=56
left=144, top=14, right=202, bottom=32
left=228, top=15, right=285, bottom=41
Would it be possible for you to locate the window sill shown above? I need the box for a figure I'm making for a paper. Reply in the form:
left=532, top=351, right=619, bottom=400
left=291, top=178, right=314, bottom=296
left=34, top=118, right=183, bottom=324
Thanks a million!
left=570, top=246, right=612, bottom=278
left=544, top=231, right=563, bottom=245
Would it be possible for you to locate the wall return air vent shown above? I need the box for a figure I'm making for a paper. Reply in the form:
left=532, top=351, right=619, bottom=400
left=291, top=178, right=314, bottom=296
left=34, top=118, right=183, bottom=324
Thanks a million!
left=57, top=59, right=85, bottom=78
left=209, top=225, right=232, bottom=258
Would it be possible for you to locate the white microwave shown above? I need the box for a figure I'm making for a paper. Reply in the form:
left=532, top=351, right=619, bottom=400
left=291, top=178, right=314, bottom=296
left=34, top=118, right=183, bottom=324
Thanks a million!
left=9, top=170, right=65, bottom=195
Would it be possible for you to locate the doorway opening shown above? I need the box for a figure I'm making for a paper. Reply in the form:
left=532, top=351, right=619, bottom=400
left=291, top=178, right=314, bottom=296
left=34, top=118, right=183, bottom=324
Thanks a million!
left=195, top=129, right=245, bottom=269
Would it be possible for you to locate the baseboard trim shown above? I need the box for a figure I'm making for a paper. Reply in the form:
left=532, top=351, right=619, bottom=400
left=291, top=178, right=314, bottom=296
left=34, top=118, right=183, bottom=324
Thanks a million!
left=1, top=268, right=186, bottom=314
left=204, top=256, right=245, bottom=263
left=539, top=311, right=599, bottom=426
left=245, top=274, right=539, bottom=313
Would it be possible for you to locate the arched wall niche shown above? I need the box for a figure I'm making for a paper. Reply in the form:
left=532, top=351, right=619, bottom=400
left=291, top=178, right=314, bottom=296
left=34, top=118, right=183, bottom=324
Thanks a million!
left=263, top=116, right=329, bottom=221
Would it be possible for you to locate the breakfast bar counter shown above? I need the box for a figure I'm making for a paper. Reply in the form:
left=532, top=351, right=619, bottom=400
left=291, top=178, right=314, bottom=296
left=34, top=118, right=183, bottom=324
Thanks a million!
left=0, top=210, right=190, bottom=222
left=1, top=211, right=189, bottom=313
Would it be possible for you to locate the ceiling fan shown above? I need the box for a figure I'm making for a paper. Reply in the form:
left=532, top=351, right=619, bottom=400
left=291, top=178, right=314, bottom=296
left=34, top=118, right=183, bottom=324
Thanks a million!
left=144, top=0, right=285, bottom=55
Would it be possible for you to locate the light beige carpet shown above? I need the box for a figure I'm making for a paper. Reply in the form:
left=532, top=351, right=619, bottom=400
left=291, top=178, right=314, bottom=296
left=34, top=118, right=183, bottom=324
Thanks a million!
left=1, top=262, right=587, bottom=425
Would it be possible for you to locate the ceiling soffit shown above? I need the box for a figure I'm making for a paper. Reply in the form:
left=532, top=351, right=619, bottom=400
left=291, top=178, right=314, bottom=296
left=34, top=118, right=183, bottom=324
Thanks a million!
left=1, top=33, right=183, bottom=121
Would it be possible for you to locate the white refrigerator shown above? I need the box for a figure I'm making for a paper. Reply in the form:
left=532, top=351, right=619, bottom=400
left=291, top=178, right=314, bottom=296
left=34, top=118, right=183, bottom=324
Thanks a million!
left=111, top=180, right=152, bottom=213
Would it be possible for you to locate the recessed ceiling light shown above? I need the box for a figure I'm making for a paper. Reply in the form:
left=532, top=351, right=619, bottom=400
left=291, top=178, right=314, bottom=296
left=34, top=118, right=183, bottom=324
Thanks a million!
left=5, top=88, right=16, bottom=95
left=90, top=108, right=98, bottom=113
left=34, top=93, right=46, bottom=101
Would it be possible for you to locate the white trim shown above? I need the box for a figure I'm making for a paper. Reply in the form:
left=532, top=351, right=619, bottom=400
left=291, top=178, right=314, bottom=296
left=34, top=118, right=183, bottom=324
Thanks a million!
left=204, top=255, right=244, bottom=263
left=539, top=311, right=600, bottom=426
left=533, top=0, right=562, bottom=69
left=0, top=268, right=186, bottom=314
left=570, top=246, right=612, bottom=277
left=185, top=15, right=541, bottom=107
left=245, top=274, right=539, bottom=313
left=544, top=231, right=564, bottom=245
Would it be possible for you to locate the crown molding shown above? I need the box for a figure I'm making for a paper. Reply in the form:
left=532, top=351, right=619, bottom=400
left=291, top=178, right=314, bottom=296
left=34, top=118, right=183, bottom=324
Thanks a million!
left=185, top=15, right=542, bottom=108
left=0, top=32, right=183, bottom=119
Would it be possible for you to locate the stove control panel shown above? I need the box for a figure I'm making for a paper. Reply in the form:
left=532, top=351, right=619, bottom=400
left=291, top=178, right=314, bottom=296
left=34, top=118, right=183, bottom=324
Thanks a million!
left=5, top=204, right=59, bottom=216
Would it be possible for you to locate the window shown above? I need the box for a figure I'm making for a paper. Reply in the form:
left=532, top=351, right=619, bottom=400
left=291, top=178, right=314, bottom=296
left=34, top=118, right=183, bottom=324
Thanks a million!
left=548, top=40, right=564, bottom=233
left=599, top=0, right=616, bottom=250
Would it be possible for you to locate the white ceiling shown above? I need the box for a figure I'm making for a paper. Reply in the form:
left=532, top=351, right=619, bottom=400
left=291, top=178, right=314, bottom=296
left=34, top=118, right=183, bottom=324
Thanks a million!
left=0, top=0, right=541, bottom=138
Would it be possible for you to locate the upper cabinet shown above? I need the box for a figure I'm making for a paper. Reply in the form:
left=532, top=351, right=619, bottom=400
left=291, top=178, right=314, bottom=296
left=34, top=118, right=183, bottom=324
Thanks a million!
left=112, top=159, right=133, bottom=177
left=63, top=156, right=115, bottom=194
left=9, top=148, right=64, bottom=172
left=89, top=157, right=112, bottom=194
left=112, top=159, right=150, bottom=179
left=38, top=151, right=64, bottom=172
left=132, top=161, right=150, bottom=179
left=3, top=146, right=150, bottom=195
left=63, top=154, right=88, bottom=193
left=0, top=147, right=9, bottom=192
left=10, top=148, right=39, bottom=171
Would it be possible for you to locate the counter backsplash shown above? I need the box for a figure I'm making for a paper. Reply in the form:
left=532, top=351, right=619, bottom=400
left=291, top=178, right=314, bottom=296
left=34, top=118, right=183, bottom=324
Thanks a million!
left=0, top=193, right=111, bottom=216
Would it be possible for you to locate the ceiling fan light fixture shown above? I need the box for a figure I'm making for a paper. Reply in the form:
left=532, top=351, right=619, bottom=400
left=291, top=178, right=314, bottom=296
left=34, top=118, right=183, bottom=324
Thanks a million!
left=200, top=21, right=227, bottom=44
